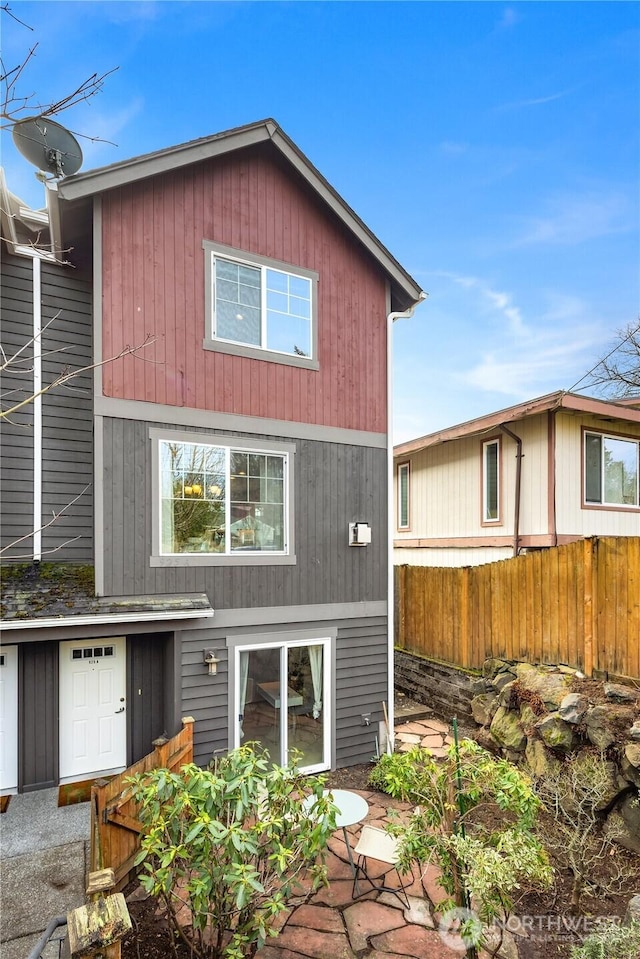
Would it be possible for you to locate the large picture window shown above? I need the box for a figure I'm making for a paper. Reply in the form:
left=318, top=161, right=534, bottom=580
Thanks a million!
left=584, top=431, right=639, bottom=508
left=203, top=241, right=318, bottom=369
left=157, top=436, right=292, bottom=557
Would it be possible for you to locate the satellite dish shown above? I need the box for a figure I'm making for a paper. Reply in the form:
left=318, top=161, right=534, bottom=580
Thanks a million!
left=12, top=117, right=83, bottom=178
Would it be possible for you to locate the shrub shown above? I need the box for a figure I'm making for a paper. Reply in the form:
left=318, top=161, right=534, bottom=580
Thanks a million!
left=570, top=918, right=640, bottom=958
left=533, top=752, right=638, bottom=912
left=370, top=741, right=552, bottom=955
left=128, top=745, right=336, bottom=959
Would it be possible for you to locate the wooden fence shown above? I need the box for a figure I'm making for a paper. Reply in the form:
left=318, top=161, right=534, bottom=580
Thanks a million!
left=90, top=717, right=194, bottom=889
left=395, top=536, right=640, bottom=680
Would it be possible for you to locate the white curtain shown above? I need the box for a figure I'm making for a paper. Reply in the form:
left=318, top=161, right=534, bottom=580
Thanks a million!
left=308, top=646, right=323, bottom=719
left=238, top=651, right=249, bottom=738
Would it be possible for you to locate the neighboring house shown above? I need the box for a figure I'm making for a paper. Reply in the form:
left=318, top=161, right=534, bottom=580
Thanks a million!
left=394, top=391, right=640, bottom=568
left=0, top=120, right=423, bottom=794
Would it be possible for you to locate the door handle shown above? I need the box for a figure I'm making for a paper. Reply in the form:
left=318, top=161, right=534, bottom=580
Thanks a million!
left=114, top=707, right=125, bottom=714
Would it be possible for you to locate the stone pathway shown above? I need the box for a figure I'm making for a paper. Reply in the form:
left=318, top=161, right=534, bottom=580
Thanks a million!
left=393, top=718, right=454, bottom=759
left=254, top=787, right=462, bottom=959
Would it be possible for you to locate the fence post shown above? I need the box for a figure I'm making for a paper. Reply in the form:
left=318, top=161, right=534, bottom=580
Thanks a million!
left=152, top=735, right=170, bottom=768
left=396, top=566, right=406, bottom=649
left=460, top=566, right=470, bottom=669
left=583, top=538, right=594, bottom=677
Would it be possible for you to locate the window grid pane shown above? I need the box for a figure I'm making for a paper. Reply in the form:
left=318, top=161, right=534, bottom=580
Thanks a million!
left=484, top=441, right=499, bottom=522
left=160, top=440, right=287, bottom=555
left=212, top=253, right=312, bottom=359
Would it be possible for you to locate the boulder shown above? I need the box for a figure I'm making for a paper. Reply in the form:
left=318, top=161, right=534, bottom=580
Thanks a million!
left=559, top=693, right=589, bottom=724
left=621, top=744, right=640, bottom=788
left=535, top=713, right=575, bottom=752
left=525, top=738, right=560, bottom=779
left=490, top=707, right=526, bottom=752
left=604, top=793, right=640, bottom=855
left=520, top=703, right=545, bottom=730
left=585, top=705, right=617, bottom=750
left=630, top=722, right=640, bottom=743
left=497, top=681, right=517, bottom=707
left=514, top=663, right=571, bottom=709
left=483, top=658, right=512, bottom=679
left=492, top=671, right=517, bottom=692
left=472, top=677, right=491, bottom=696
left=625, top=895, right=640, bottom=924
left=471, top=692, right=498, bottom=727
left=604, top=682, right=639, bottom=704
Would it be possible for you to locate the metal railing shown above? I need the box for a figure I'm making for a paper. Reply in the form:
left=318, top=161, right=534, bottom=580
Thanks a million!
left=26, top=917, right=67, bottom=959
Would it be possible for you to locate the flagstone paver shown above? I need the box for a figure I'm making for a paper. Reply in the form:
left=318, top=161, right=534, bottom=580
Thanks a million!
left=343, top=900, right=406, bottom=951
left=270, top=926, right=356, bottom=959
left=288, top=904, right=345, bottom=934
left=370, top=924, right=463, bottom=958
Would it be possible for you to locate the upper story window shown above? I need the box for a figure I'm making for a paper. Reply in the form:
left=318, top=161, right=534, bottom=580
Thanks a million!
left=482, top=438, right=501, bottom=524
left=397, top=462, right=410, bottom=529
left=584, top=430, right=639, bottom=508
left=150, top=429, right=296, bottom=566
left=203, top=241, right=319, bottom=370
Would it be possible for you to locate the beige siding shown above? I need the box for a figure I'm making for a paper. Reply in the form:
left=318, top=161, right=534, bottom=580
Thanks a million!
left=394, top=546, right=513, bottom=567
left=554, top=412, right=640, bottom=537
left=394, top=413, right=550, bottom=542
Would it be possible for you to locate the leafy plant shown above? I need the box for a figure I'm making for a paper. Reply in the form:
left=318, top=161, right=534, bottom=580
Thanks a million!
left=128, top=745, right=336, bottom=959
left=369, top=741, right=552, bottom=956
left=570, top=918, right=640, bottom=958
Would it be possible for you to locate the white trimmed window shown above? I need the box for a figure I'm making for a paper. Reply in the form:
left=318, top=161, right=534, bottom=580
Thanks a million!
left=150, top=430, right=296, bottom=566
left=584, top=431, right=639, bottom=507
left=482, top=439, right=500, bottom=523
left=397, top=462, right=410, bottom=529
left=203, top=241, right=318, bottom=369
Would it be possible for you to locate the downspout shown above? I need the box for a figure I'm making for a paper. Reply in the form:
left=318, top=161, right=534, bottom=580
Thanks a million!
left=387, top=291, right=427, bottom=751
left=499, top=424, right=523, bottom=558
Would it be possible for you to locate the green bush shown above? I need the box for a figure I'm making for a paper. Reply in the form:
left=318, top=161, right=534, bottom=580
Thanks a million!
left=570, top=918, right=640, bottom=958
left=128, top=745, right=336, bottom=959
left=370, top=741, right=552, bottom=952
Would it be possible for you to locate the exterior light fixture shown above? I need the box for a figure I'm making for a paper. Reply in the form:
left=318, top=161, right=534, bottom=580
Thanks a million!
left=203, top=649, right=220, bottom=675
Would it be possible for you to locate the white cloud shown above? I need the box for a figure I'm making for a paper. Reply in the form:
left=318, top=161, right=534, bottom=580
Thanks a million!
left=497, top=7, right=520, bottom=30
left=512, top=189, right=635, bottom=247
left=439, top=141, right=468, bottom=156
left=496, top=88, right=575, bottom=111
left=436, top=271, right=526, bottom=336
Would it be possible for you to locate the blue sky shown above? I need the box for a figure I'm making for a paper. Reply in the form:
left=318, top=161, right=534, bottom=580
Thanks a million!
left=2, top=1, right=638, bottom=442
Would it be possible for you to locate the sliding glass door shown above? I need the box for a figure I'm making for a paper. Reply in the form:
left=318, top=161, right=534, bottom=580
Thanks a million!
left=235, top=637, right=330, bottom=773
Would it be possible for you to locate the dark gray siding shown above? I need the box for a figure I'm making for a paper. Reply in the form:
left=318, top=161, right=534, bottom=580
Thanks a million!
left=41, top=263, right=93, bottom=560
left=178, top=615, right=388, bottom=769
left=102, top=417, right=387, bottom=606
left=0, top=255, right=93, bottom=561
left=20, top=641, right=59, bottom=790
left=1, top=255, right=35, bottom=556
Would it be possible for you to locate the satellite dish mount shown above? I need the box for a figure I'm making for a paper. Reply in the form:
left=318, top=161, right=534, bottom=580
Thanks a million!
left=12, top=116, right=83, bottom=179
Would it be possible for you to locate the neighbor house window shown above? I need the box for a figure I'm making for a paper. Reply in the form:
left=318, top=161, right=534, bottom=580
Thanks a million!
left=397, top=462, right=410, bottom=529
left=584, top=431, right=639, bottom=507
left=156, top=436, right=292, bottom=557
left=482, top=438, right=500, bottom=523
left=203, top=241, right=318, bottom=369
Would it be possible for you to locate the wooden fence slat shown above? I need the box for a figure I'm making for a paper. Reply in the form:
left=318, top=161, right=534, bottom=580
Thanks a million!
left=90, top=718, right=194, bottom=890
left=394, top=536, right=639, bottom=681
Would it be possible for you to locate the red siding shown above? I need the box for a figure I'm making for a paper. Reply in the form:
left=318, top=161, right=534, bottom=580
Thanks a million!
left=101, top=146, right=388, bottom=433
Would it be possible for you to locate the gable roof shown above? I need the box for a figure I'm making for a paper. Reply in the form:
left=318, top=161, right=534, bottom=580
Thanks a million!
left=395, top=391, right=640, bottom=457
left=54, top=118, right=423, bottom=309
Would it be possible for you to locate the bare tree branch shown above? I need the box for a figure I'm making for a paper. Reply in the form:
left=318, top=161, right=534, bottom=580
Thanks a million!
left=0, top=484, right=90, bottom=556
left=1, top=331, right=157, bottom=420
left=571, top=320, right=640, bottom=398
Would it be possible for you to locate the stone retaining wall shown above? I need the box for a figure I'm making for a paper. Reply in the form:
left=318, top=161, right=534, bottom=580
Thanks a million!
left=394, top=649, right=475, bottom=721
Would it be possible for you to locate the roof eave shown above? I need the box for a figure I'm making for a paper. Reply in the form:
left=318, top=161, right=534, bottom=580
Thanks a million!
left=394, top=391, right=640, bottom=457
left=56, top=119, right=423, bottom=305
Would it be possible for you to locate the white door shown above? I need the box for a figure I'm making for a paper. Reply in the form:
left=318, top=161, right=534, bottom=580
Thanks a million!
left=0, top=646, right=18, bottom=793
left=59, top=638, right=127, bottom=780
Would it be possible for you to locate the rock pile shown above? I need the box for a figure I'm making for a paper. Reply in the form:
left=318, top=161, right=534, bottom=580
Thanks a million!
left=470, top=659, right=640, bottom=853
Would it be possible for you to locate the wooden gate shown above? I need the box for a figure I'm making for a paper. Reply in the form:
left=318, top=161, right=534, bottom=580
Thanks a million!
left=90, top=717, right=194, bottom=889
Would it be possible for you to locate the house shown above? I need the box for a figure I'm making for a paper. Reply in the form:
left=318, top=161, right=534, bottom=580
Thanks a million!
left=0, top=119, right=423, bottom=794
left=394, top=390, right=640, bottom=568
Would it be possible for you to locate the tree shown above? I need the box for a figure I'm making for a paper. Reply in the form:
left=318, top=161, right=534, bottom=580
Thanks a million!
left=576, top=320, right=640, bottom=399
left=1, top=2, right=116, bottom=129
